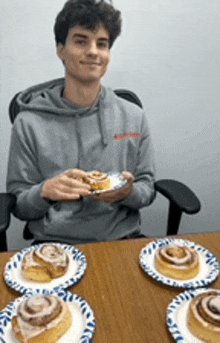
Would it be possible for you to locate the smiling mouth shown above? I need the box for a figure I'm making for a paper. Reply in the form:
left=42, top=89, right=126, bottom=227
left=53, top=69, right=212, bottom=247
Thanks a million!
left=81, top=62, right=100, bottom=66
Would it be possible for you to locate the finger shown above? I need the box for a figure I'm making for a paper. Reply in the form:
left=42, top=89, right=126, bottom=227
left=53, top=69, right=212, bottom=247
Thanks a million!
left=57, top=192, right=82, bottom=201
left=56, top=185, right=92, bottom=199
left=64, top=168, right=88, bottom=179
left=61, top=175, right=91, bottom=190
left=88, top=191, right=119, bottom=203
left=88, top=193, right=108, bottom=201
left=122, top=171, right=134, bottom=182
left=64, top=186, right=91, bottom=196
left=55, top=179, right=91, bottom=197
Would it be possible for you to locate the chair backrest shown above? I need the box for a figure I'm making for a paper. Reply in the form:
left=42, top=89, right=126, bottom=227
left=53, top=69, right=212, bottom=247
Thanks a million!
left=9, top=87, right=143, bottom=123
left=114, top=89, right=143, bottom=109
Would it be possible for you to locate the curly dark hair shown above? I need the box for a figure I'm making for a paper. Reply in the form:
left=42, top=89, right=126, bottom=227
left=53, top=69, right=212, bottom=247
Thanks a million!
left=54, top=0, right=122, bottom=48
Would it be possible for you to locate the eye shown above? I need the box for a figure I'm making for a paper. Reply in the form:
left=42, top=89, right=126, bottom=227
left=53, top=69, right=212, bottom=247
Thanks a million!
left=97, top=41, right=109, bottom=49
left=75, top=39, right=86, bottom=46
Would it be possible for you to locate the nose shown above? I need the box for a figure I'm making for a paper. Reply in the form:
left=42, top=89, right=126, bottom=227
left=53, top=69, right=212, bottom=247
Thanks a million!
left=86, top=41, right=98, bottom=56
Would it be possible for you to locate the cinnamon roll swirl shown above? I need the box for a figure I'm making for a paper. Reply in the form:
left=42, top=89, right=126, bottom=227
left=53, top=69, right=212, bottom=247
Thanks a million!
left=21, top=245, right=69, bottom=283
left=82, top=171, right=111, bottom=191
left=154, top=244, right=199, bottom=280
left=12, top=294, right=72, bottom=343
left=187, top=291, right=220, bottom=342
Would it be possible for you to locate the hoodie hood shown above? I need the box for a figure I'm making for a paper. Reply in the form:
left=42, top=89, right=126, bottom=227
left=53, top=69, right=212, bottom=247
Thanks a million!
left=16, top=77, right=114, bottom=145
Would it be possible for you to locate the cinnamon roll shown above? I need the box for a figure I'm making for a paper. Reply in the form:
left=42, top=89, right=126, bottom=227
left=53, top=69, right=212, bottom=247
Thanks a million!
left=154, top=244, right=199, bottom=280
left=82, top=171, right=111, bottom=191
left=187, top=291, right=220, bottom=342
left=12, top=294, right=72, bottom=343
left=21, top=245, right=69, bottom=283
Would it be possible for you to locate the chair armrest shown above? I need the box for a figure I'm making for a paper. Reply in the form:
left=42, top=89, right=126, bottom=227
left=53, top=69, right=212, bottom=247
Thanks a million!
left=155, top=179, right=201, bottom=214
left=0, top=193, right=16, bottom=233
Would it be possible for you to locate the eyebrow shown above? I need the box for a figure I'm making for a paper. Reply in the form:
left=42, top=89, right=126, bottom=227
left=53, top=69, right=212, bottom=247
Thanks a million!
left=72, top=33, right=109, bottom=42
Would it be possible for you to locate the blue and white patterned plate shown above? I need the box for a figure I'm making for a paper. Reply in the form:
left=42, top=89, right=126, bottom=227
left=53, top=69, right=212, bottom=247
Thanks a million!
left=139, top=238, right=219, bottom=288
left=166, top=287, right=220, bottom=342
left=0, top=290, right=95, bottom=343
left=4, top=243, right=87, bottom=294
left=91, top=172, right=127, bottom=194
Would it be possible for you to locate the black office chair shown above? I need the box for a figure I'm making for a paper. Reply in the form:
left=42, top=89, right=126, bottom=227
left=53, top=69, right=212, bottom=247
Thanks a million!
left=0, top=86, right=201, bottom=251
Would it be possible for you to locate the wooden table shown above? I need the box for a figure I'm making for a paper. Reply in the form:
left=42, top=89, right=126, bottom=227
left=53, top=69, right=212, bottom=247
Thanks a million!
left=0, top=232, right=220, bottom=342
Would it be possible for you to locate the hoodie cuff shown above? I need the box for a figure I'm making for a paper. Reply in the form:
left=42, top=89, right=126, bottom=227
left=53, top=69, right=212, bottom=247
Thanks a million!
left=119, top=187, right=141, bottom=209
left=119, top=183, right=155, bottom=210
left=16, top=182, right=51, bottom=220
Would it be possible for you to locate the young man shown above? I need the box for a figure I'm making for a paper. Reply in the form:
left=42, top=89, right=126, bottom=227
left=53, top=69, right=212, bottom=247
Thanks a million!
left=7, top=0, right=155, bottom=245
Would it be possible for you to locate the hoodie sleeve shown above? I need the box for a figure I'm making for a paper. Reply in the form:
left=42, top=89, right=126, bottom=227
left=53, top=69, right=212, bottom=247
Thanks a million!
left=119, top=111, right=156, bottom=209
left=6, top=115, right=50, bottom=220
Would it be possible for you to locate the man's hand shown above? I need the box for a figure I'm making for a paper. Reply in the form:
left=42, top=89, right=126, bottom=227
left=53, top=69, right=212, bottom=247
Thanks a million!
left=88, top=171, right=134, bottom=205
left=41, top=169, right=91, bottom=202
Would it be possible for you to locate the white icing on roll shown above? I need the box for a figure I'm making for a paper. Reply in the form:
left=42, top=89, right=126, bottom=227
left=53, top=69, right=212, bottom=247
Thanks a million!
left=18, top=295, right=61, bottom=326
left=197, top=293, right=220, bottom=326
left=84, top=171, right=108, bottom=184
left=187, top=291, right=220, bottom=342
left=34, top=245, right=68, bottom=268
left=15, top=295, right=65, bottom=340
left=158, top=244, right=195, bottom=266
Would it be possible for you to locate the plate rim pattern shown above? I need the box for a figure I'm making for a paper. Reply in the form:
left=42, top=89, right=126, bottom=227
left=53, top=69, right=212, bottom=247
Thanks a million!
left=139, top=238, right=219, bottom=288
left=3, top=243, right=87, bottom=294
left=166, top=287, right=220, bottom=342
left=0, top=290, right=95, bottom=343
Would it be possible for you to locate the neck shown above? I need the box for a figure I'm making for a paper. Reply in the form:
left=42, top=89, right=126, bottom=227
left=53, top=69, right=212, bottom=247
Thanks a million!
left=63, top=76, right=101, bottom=107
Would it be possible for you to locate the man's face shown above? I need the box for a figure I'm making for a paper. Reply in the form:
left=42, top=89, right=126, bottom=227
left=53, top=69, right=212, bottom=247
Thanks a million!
left=57, top=24, right=110, bottom=84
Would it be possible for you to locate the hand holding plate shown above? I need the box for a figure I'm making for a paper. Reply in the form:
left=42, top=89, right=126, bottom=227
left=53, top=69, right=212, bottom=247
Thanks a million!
left=88, top=171, right=134, bottom=205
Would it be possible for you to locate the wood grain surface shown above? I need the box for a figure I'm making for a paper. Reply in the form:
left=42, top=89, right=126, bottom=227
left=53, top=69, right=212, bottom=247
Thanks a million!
left=0, top=232, right=220, bottom=342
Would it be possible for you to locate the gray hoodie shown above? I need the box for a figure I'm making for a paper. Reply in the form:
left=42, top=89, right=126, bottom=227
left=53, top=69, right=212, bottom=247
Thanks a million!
left=7, top=78, right=155, bottom=244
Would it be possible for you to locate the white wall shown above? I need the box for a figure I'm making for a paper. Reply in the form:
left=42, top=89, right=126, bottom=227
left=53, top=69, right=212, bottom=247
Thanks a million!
left=1, top=0, right=220, bottom=250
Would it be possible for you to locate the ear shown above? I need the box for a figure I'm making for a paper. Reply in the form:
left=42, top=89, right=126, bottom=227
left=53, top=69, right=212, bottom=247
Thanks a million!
left=57, top=43, right=65, bottom=62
